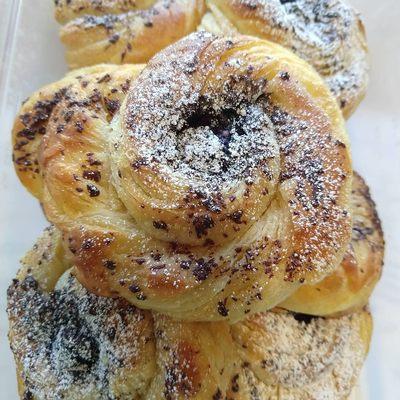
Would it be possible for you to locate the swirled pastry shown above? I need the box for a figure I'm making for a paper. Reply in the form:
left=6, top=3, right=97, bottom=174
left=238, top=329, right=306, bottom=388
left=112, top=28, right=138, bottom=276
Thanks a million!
left=55, top=0, right=368, bottom=118
left=8, top=227, right=156, bottom=400
left=8, top=227, right=371, bottom=400
left=55, top=0, right=206, bottom=68
left=201, top=0, right=369, bottom=118
left=12, top=33, right=352, bottom=322
left=280, top=171, right=384, bottom=316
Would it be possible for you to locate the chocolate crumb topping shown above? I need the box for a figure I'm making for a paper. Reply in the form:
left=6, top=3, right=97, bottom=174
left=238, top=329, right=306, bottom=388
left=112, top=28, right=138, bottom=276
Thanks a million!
left=86, top=184, right=100, bottom=197
left=153, top=220, right=168, bottom=230
left=217, top=301, right=229, bottom=317
left=192, top=214, right=214, bottom=238
left=82, top=170, right=101, bottom=182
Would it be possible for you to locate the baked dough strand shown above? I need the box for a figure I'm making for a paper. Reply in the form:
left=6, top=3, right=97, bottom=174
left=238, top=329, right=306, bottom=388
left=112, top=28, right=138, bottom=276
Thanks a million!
left=56, top=0, right=206, bottom=68
left=12, top=33, right=352, bottom=322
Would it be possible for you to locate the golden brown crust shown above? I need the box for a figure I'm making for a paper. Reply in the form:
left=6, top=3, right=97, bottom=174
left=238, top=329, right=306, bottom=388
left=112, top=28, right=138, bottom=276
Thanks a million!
left=12, top=33, right=352, bottom=322
left=56, top=0, right=206, bottom=68
left=202, top=0, right=369, bottom=118
left=280, top=172, right=384, bottom=316
left=55, top=0, right=155, bottom=24
left=12, top=64, right=144, bottom=198
left=8, top=228, right=371, bottom=400
left=55, top=0, right=368, bottom=118
left=15, top=225, right=68, bottom=291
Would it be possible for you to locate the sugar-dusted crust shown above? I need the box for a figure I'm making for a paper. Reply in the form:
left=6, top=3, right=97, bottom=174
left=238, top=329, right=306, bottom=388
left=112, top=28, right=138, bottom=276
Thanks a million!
left=229, top=308, right=372, bottom=400
left=55, top=0, right=369, bottom=118
left=8, top=227, right=371, bottom=400
left=280, top=172, right=384, bottom=316
left=9, top=274, right=156, bottom=400
left=12, top=32, right=352, bottom=322
left=201, top=0, right=369, bottom=118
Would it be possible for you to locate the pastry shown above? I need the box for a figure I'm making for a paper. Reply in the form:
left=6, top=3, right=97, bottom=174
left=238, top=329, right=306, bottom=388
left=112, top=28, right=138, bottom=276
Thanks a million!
left=55, top=0, right=206, bottom=68
left=201, top=0, right=369, bottom=117
left=12, top=33, right=352, bottom=322
left=8, top=226, right=371, bottom=400
left=7, top=5, right=383, bottom=398
left=55, top=0, right=368, bottom=117
left=8, top=227, right=156, bottom=400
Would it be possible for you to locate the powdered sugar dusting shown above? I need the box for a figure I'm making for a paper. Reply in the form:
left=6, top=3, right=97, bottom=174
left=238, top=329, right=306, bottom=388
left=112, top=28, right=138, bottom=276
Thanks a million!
left=281, top=0, right=368, bottom=111
left=212, top=0, right=369, bottom=114
left=7, top=272, right=155, bottom=400
left=231, top=310, right=368, bottom=399
left=8, top=267, right=368, bottom=399
left=123, top=34, right=278, bottom=193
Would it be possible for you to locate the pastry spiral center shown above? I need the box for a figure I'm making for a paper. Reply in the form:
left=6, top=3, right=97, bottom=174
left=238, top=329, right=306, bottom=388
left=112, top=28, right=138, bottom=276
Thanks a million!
left=117, top=32, right=285, bottom=196
left=135, top=99, right=276, bottom=191
left=8, top=273, right=151, bottom=398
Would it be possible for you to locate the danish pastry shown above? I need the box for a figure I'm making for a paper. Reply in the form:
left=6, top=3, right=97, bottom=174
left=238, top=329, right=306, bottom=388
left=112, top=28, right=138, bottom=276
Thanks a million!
left=55, top=0, right=206, bottom=68
left=201, top=0, right=369, bottom=117
left=8, top=227, right=156, bottom=400
left=8, top=227, right=371, bottom=400
left=55, top=0, right=368, bottom=117
left=12, top=33, right=352, bottom=322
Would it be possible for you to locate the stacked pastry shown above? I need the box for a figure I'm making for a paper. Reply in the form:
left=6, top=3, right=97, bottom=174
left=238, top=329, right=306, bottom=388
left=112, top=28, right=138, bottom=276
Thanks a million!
left=7, top=1, right=384, bottom=399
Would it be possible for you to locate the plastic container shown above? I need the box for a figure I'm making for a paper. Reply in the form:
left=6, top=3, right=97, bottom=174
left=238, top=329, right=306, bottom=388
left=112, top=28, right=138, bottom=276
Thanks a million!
left=1, top=0, right=399, bottom=398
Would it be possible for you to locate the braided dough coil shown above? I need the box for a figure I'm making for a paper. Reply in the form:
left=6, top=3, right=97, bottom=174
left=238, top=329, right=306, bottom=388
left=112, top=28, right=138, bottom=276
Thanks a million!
left=8, top=226, right=371, bottom=400
left=12, top=33, right=352, bottom=322
left=280, top=171, right=384, bottom=316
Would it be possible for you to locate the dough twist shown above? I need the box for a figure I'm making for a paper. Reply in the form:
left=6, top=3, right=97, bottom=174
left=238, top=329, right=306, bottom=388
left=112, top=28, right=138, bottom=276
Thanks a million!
left=12, top=33, right=352, bottom=322
left=55, top=0, right=206, bottom=68
left=280, top=172, right=384, bottom=316
left=8, top=226, right=371, bottom=400
left=201, top=0, right=369, bottom=117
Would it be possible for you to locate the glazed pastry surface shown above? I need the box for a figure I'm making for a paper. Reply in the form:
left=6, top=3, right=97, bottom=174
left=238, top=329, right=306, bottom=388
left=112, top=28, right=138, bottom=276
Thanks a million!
left=8, top=227, right=371, bottom=400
